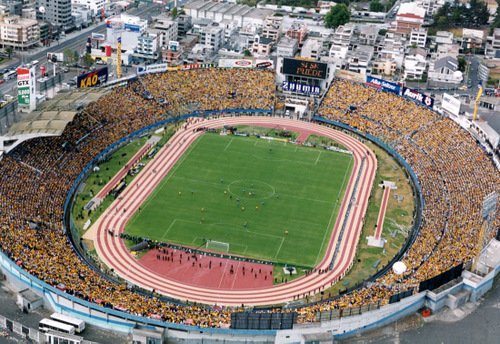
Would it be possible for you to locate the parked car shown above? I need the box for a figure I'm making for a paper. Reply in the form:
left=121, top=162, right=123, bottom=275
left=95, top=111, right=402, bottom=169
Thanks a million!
left=458, top=85, right=467, bottom=90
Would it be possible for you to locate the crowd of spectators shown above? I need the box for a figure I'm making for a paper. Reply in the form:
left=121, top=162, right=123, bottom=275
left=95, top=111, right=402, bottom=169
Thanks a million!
left=0, top=71, right=498, bottom=328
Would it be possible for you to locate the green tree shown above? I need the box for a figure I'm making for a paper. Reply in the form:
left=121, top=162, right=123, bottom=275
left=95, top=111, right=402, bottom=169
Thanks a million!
left=82, top=52, right=94, bottom=68
left=63, top=49, right=74, bottom=65
left=243, top=49, right=252, bottom=57
left=171, top=6, right=178, bottom=18
left=324, top=4, right=350, bottom=29
left=369, top=0, right=384, bottom=12
left=458, top=57, right=467, bottom=72
left=5, top=46, right=13, bottom=58
left=73, top=51, right=79, bottom=63
left=436, top=16, right=448, bottom=28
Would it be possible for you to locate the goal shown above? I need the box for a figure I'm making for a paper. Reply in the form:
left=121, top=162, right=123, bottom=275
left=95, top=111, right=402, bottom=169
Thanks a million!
left=205, top=240, right=229, bottom=253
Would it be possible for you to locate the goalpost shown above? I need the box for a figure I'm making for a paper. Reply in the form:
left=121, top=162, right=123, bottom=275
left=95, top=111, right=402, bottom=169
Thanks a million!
left=205, top=239, right=230, bottom=253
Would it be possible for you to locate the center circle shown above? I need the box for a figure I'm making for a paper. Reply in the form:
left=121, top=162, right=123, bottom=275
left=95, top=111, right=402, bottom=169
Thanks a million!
left=227, top=179, right=276, bottom=200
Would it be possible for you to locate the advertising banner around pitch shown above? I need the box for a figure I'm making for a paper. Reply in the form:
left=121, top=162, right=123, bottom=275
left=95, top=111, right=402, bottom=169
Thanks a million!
left=366, top=76, right=400, bottom=94
left=77, top=67, right=108, bottom=88
left=218, top=59, right=253, bottom=68
left=282, top=81, right=320, bottom=96
left=255, top=59, right=274, bottom=69
left=17, top=67, right=36, bottom=111
left=441, top=93, right=461, bottom=116
left=402, top=86, right=434, bottom=108
left=334, top=69, right=366, bottom=83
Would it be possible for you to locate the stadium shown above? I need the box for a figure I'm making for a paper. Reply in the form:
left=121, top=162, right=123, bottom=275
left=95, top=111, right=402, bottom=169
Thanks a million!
left=0, top=67, right=499, bottom=343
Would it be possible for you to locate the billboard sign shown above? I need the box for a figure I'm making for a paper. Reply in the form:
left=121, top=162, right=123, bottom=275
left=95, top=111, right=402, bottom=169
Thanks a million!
left=402, top=86, right=434, bottom=108
left=17, top=67, right=36, bottom=110
left=441, top=93, right=461, bottom=116
left=77, top=67, right=109, bottom=88
left=218, top=59, right=253, bottom=68
left=124, top=23, right=140, bottom=33
left=282, top=81, right=320, bottom=96
left=283, top=58, right=327, bottom=79
left=91, top=32, right=105, bottom=41
left=366, top=76, right=400, bottom=94
left=334, top=69, right=366, bottom=83
left=255, top=59, right=274, bottom=69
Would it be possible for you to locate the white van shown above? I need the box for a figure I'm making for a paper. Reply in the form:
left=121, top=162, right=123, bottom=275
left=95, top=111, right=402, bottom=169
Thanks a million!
left=31, top=60, right=40, bottom=67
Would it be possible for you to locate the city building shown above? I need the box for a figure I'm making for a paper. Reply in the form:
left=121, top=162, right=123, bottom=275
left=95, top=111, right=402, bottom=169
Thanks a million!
left=184, top=0, right=273, bottom=28
left=372, top=59, right=397, bottom=76
left=301, top=37, right=324, bottom=60
left=485, top=28, right=500, bottom=58
left=71, top=5, right=92, bottom=28
left=153, top=15, right=178, bottom=46
left=404, top=47, right=427, bottom=80
left=162, top=40, right=184, bottom=65
left=176, top=14, right=192, bottom=36
left=262, top=15, right=282, bottom=42
left=329, top=44, right=348, bottom=60
left=71, top=0, right=105, bottom=14
left=251, top=34, right=272, bottom=56
left=358, top=25, right=379, bottom=46
left=21, top=8, right=36, bottom=20
left=286, top=21, right=307, bottom=45
left=436, top=43, right=459, bottom=59
left=378, top=32, right=406, bottom=68
left=409, top=27, right=427, bottom=48
left=199, top=24, right=224, bottom=51
left=134, top=30, right=162, bottom=62
left=389, top=2, right=425, bottom=35
left=106, top=13, right=148, bottom=50
left=428, top=55, right=463, bottom=84
left=347, top=44, right=373, bottom=75
left=415, top=0, right=445, bottom=16
left=435, top=31, right=453, bottom=45
left=0, top=14, right=39, bottom=50
left=4, top=1, right=21, bottom=16
left=276, top=36, right=298, bottom=57
left=219, top=19, right=238, bottom=42
left=36, top=0, right=72, bottom=30
left=461, top=28, right=484, bottom=52
left=332, top=23, right=354, bottom=47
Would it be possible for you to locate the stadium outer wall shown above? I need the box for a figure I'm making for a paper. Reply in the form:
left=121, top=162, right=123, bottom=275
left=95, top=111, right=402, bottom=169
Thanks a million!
left=0, top=111, right=494, bottom=343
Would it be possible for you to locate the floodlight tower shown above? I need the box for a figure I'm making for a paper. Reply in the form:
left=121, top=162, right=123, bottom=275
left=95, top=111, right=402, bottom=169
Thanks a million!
left=472, top=192, right=498, bottom=272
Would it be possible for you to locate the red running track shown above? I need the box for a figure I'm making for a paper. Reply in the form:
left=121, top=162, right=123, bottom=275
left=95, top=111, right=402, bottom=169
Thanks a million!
left=90, top=117, right=377, bottom=306
left=374, top=186, right=391, bottom=241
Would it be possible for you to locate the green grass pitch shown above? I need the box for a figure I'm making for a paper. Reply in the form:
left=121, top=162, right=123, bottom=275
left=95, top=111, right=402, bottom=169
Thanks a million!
left=124, top=132, right=353, bottom=268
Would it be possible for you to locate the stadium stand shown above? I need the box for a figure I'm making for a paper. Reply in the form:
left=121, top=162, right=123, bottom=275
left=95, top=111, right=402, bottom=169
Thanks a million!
left=0, top=70, right=498, bottom=328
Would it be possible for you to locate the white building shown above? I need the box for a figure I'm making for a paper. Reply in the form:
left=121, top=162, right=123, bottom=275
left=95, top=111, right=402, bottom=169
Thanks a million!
left=359, top=25, right=379, bottom=46
left=72, top=5, right=93, bottom=28
left=301, top=37, right=324, bottom=60
left=199, top=24, right=224, bottom=51
left=0, top=15, right=39, bottom=50
left=348, top=45, right=373, bottom=75
left=409, top=28, right=427, bottom=48
left=184, top=0, right=273, bottom=29
left=390, top=2, right=425, bottom=35
left=329, top=44, right=348, bottom=60
left=378, top=32, right=406, bottom=68
left=106, top=13, right=148, bottom=50
left=276, top=36, right=298, bottom=57
left=153, top=16, right=178, bottom=47
left=219, top=19, right=238, bottom=42
left=435, top=31, right=453, bottom=45
left=428, top=56, right=463, bottom=84
left=416, top=0, right=445, bottom=16
left=486, top=28, right=500, bottom=58
left=404, top=47, right=427, bottom=80
left=134, top=30, right=161, bottom=61
left=332, top=23, right=354, bottom=47
left=71, top=0, right=104, bottom=14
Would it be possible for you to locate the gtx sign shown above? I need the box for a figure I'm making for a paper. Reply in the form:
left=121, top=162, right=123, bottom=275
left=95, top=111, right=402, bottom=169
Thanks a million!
left=402, top=86, right=434, bottom=108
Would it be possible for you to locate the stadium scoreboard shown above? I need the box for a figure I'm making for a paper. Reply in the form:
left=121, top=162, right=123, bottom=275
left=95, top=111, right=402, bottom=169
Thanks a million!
left=283, top=58, right=327, bottom=79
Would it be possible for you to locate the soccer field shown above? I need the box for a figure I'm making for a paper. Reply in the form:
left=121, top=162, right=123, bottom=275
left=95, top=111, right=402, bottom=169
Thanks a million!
left=124, top=133, right=353, bottom=268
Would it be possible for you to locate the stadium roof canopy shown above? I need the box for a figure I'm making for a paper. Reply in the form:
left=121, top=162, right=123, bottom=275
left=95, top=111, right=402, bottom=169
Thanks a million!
left=0, top=88, right=110, bottom=153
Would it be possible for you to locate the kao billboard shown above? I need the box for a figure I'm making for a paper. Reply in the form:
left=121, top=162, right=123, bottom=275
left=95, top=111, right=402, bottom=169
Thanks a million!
left=77, top=67, right=109, bottom=88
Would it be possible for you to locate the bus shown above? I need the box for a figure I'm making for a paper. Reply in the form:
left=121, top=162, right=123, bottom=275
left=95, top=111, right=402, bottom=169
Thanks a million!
left=39, top=318, right=76, bottom=335
left=3, top=70, right=16, bottom=81
left=50, top=313, right=85, bottom=333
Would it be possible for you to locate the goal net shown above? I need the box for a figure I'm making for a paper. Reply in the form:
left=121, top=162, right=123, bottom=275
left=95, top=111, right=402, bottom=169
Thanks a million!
left=205, top=240, right=229, bottom=253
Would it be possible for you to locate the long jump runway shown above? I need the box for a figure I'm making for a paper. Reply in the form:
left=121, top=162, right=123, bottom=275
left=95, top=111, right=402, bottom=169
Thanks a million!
left=89, top=117, right=377, bottom=306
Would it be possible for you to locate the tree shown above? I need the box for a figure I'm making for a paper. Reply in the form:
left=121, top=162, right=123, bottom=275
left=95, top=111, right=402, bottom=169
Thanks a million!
left=5, top=47, right=13, bottom=59
left=369, top=0, right=384, bottom=13
left=324, top=4, right=350, bottom=29
left=82, top=52, right=94, bottom=68
left=243, top=49, right=252, bottom=57
left=63, top=49, right=75, bottom=65
left=458, top=57, right=467, bottom=72
left=171, top=6, right=178, bottom=18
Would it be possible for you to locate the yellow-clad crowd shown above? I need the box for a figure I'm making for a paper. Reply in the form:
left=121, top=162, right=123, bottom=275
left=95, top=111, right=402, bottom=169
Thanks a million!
left=0, top=72, right=499, bottom=327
